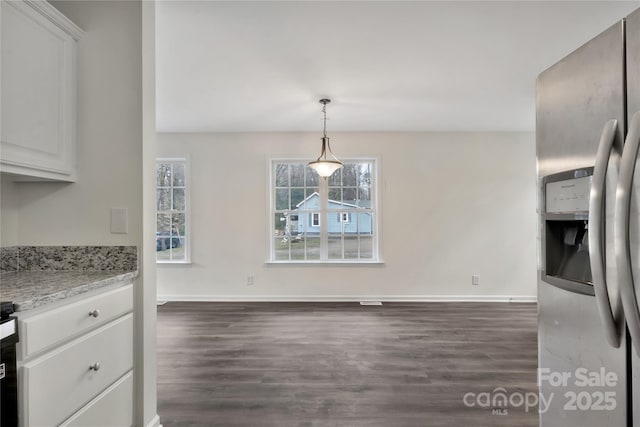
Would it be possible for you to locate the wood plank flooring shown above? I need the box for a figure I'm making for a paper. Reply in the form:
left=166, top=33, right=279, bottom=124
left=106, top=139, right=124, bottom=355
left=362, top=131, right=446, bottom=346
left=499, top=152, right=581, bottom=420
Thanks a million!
left=157, top=302, right=538, bottom=427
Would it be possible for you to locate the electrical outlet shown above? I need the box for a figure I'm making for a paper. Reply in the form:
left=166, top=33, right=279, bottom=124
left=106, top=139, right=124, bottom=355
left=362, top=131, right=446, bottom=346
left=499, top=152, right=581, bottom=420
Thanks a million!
left=472, top=275, right=480, bottom=286
left=247, top=275, right=254, bottom=286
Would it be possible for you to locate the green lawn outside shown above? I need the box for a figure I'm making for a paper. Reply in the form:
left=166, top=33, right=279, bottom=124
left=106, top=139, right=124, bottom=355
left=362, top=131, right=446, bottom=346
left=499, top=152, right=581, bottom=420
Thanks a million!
left=274, top=235, right=372, bottom=260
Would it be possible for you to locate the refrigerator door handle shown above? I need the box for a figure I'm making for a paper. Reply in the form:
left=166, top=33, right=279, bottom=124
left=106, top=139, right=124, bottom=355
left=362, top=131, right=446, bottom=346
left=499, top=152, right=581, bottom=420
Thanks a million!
left=589, top=119, right=621, bottom=348
left=616, top=110, right=640, bottom=356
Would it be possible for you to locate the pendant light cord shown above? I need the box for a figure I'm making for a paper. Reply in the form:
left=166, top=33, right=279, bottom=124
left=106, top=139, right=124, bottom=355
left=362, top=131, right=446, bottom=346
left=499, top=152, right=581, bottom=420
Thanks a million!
left=322, top=101, right=328, bottom=139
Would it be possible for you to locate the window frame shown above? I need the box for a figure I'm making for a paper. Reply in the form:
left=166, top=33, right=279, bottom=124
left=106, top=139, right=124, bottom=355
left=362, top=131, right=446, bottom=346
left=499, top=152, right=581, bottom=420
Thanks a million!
left=268, top=158, right=381, bottom=264
left=311, top=212, right=321, bottom=227
left=156, top=157, right=191, bottom=264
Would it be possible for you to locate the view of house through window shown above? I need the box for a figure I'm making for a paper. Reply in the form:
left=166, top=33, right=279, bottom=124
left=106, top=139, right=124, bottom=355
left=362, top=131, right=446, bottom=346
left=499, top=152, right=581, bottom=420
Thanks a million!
left=156, top=158, right=188, bottom=262
left=271, top=160, right=378, bottom=262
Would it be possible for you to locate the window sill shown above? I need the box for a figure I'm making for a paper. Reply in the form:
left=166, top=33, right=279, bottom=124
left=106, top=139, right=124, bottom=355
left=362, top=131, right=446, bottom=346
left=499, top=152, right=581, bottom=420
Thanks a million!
left=265, top=260, right=384, bottom=266
left=157, top=260, right=192, bottom=265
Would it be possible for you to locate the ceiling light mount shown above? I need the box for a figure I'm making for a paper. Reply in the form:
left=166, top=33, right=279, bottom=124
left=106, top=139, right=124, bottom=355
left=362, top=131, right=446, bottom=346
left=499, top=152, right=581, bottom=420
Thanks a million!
left=308, top=98, right=343, bottom=178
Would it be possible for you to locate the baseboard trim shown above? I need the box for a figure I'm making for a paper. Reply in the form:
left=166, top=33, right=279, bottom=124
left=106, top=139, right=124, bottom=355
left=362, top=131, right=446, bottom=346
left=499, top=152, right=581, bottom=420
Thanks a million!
left=146, top=414, right=161, bottom=427
left=157, top=295, right=537, bottom=303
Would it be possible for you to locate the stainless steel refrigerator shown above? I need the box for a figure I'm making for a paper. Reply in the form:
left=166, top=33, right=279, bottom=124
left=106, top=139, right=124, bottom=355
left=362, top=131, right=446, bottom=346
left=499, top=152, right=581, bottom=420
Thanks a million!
left=537, top=7, right=640, bottom=427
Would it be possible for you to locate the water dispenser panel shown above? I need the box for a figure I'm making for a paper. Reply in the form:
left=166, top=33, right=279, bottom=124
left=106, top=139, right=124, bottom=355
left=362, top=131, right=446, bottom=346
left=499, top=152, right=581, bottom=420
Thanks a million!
left=546, top=176, right=592, bottom=213
left=542, top=168, right=595, bottom=295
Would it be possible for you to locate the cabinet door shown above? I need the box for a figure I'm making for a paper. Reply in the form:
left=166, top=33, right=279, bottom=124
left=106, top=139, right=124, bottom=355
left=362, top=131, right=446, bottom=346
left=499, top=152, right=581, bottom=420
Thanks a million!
left=1, top=1, right=81, bottom=181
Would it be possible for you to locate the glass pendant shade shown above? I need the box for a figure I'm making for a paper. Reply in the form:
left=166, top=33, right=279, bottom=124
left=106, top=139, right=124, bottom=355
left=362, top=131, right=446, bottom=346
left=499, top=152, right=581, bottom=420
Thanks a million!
left=308, top=159, right=343, bottom=177
left=308, top=99, right=343, bottom=178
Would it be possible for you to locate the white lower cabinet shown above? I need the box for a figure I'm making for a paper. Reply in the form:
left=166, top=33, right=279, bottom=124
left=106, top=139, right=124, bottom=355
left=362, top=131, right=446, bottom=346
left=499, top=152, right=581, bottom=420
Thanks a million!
left=16, top=284, right=134, bottom=427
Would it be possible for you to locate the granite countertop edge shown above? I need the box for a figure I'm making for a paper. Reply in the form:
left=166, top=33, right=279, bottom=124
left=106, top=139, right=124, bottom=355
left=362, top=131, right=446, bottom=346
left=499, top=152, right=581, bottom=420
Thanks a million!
left=6, top=270, right=139, bottom=312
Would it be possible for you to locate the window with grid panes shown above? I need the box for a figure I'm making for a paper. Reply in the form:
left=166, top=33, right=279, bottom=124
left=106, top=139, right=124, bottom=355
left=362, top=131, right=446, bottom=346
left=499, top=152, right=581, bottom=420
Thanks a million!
left=270, top=160, right=378, bottom=262
left=156, top=158, right=189, bottom=262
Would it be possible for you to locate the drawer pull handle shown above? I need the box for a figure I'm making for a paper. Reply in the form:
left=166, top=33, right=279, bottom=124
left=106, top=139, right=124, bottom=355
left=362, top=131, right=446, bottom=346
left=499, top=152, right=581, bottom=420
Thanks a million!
left=89, top=362, right=101, bottom=371
left=89, top=310, right=100, bottom=318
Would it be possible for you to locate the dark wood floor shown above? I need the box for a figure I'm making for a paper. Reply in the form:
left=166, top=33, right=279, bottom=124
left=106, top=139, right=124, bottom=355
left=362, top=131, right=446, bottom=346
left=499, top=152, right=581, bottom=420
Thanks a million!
left=157, top=302, right=538, bottom=427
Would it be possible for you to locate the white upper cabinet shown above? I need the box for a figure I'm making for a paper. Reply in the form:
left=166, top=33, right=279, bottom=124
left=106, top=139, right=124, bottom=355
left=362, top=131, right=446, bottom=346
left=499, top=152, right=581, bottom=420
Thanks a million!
left=1, top=0, right=83, bottom=181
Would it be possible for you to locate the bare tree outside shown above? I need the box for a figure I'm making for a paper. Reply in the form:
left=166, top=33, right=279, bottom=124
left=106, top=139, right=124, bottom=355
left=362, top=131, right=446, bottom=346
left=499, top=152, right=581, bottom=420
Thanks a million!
left=156, top=160, right=187, bottom=261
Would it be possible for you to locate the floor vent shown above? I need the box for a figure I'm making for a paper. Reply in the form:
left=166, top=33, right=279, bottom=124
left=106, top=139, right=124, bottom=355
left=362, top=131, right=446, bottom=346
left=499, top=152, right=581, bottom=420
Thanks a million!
left=360, top=301, right=382, bottom=306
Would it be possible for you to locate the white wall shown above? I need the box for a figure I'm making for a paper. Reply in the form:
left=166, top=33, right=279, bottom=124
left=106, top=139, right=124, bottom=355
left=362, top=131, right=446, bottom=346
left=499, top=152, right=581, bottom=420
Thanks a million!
left=0, top=179, right=19, bottom=246
left=157, top=132, right=538, bottom=301
left=140, top=1, right=159, bottom=426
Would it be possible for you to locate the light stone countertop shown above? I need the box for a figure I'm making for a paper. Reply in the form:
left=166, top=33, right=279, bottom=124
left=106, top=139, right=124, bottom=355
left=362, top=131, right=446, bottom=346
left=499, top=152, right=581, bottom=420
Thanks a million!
left=0, top=270, right=138, bottom=312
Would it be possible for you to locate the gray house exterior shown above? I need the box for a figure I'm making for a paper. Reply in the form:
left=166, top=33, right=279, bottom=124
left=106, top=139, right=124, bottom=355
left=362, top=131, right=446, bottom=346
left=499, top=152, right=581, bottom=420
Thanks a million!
left=290, top=192, right=373, bottom=235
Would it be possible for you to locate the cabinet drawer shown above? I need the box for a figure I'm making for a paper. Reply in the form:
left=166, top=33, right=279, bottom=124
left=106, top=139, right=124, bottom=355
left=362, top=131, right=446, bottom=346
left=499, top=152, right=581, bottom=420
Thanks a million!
left=19, top=284, right=132, bottom=358
left=60, top=371, right=133, bottom=427
left=21, top=314, right=133, bottom=427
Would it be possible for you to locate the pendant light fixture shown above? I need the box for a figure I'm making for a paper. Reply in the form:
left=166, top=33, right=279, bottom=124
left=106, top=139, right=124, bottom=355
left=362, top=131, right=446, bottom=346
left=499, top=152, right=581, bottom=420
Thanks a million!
left=308, top=98, right=343, bottom=178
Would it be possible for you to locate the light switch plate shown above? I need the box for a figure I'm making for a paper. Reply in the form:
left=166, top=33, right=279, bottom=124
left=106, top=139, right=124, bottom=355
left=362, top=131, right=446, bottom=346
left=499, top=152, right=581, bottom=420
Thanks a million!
left=110, top=207, right=128, bottom=234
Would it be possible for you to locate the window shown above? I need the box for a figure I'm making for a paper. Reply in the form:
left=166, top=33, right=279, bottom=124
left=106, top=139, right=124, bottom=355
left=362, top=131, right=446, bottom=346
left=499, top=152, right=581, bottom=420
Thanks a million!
left=270, top=159, right=378, bottom=262
left=311, top=213, right=320, bottom=227
left=156, top=158, right=189, bottom=262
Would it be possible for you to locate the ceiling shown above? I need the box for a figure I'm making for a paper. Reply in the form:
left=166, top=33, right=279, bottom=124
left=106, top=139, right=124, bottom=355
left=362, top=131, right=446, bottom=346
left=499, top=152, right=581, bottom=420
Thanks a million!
left=156, top=1, right=639, bottom=133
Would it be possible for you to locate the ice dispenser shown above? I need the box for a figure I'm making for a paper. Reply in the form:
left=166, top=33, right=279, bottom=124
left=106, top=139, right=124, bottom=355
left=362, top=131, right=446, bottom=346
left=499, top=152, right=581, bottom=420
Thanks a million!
left=541, top=168, right=595, bottom=295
